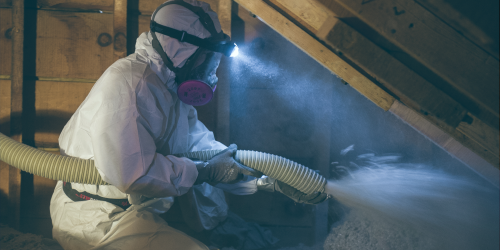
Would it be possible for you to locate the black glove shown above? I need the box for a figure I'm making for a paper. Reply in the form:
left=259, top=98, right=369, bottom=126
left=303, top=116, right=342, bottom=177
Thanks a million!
left=275, top=181, right=327, bottom=205
left=195, top=144, right=263, bottom=185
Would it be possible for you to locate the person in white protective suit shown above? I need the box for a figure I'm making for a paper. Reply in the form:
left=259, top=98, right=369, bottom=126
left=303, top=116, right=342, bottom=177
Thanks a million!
left=50, top=1, right=327, bottom=249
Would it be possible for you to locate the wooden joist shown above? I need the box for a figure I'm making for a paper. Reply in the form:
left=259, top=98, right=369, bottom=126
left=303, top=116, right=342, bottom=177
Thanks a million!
left=257, top=0, right=499, bottom=166
left=10, top=0, right=23, bottom=230
left=36, top=0, right=114, bottom=12
left=0, top=79, right=11, bottom=224
left=138, top=14, right=149, bottom=35
left=138, top=0, right=220, bottom=15
left=215, top=0, right=231, bottom=145
left=113, top=0, right=127, bottom=60
left=269, top=0, right=332, bottom=34
left=333, top=0, right=499, bottom=124
left=269, top=0, right=466, bottom=127
left=217, top=0, right=231, bottom=36
left=235, top=0, right=395, bottom=111
left=456, top=113, right=500, bottom=165
left=0, top=8, right=12, bottom=76
left=390, top=100, right=499, bottom=186
left=314, top=2, right=498, bottom=129
left=318, top=17, right=467, bottom=128
left=0, top=80, right=10, bottom=132
left=415, top=0, right=499, bottom=60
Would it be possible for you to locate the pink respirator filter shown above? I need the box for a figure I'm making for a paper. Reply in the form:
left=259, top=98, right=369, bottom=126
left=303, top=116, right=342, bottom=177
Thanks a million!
left=177, top=80, right=216, bottom=106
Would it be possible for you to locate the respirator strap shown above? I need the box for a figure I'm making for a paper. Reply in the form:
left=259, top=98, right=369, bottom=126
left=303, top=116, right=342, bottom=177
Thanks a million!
left=150, top=30, right=178, bottom=75
left=150, top=0, right=235, bottom=72
left=149, top=0, right=221, bottom=80
left=151, top=30, right=205, bottom=83
left=150, top=21, right=232, bottom=55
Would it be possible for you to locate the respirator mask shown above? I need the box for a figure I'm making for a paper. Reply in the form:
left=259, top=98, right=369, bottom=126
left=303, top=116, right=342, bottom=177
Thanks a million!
left=150, top=0, right=239, bottom=106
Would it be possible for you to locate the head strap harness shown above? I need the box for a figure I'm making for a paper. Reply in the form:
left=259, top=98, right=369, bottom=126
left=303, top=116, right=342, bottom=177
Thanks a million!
left=150, top=0, right=234, bottom=82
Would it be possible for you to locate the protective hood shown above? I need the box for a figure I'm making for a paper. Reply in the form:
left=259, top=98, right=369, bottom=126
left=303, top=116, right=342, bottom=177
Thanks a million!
left=134, top=0, right=222, bottom=89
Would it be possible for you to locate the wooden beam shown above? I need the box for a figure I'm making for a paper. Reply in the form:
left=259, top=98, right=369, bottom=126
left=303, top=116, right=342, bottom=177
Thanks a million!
left=234, top=0, right=395, bottom=111
left=138, top=15, right=150, bottom=36
left=0, top=79, right=11, bottom=224
left=415, top=0, right=499, bottom=60
left=270, top=0, right=332, bottom=34
left=10, top=0, right=23, bottom=230
left=138, top=0, right=219, bottom=16
left=271, top=0, right=498, bottom=165
left=456, top=113, right=499, bottom=163
left=390, top=100, right=499, bottom=184
left=0, top=80, right=10, bottom=133
left=215, top=0, right=232, bottom=145
left=317, top=17, right=467, bottom=128
left=269, top=0, right=466, bottom=128
left=113, top=0, right=127, bottom=60
left=0, top=8, right=12, bottom=76
left=36, top=0, right=114, bottom=11
left=333, top=0, right=499, bottom=120
left=218, top=0, right=231, bottom=36
left=276, top=0, right=499, bottom=122
left=317, top=16, right=500, bottom=165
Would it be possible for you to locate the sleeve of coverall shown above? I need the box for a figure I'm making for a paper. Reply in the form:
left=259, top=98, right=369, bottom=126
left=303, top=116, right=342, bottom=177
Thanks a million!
left=186, top=106, right=258, bottom=195
left=90, top=71, right=197, bottom=198
left=186, top=106, right=226, bottom=151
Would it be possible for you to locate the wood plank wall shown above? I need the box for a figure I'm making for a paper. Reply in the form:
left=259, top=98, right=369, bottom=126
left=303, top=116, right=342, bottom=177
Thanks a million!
left=0, top=6, right=13, bottom=227
left=0, top=0, right=116, bottom=235
left=0, top=0, right=226, bottom=236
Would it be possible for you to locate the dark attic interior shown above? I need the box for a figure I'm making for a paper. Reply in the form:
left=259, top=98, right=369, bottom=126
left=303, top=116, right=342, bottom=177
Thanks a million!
left=0, top=0, right=499, bottom=249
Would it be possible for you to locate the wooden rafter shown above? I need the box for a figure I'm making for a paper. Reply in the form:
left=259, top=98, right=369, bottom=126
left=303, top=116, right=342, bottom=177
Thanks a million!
left=113, top=0, right=127, bottom=60
left=235, top=0, right=395, bottom=111
left=238, top=0, right=498, bottom=168
left=10, top=0, right=24, bottom=230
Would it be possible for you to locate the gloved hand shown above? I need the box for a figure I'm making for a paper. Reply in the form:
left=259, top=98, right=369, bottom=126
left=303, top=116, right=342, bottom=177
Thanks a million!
left=194, top=144, right=263, bottom=185
left=257, top=176, right=327, bottom=205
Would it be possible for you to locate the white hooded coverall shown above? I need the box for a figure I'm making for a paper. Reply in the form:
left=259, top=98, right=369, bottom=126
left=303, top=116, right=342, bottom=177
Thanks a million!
left=50, top=1, right=256, bottom=249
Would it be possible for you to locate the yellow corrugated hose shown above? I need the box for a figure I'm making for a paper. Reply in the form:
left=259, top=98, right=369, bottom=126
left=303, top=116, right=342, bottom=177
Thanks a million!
left=0, top=132, right=325, bottom=194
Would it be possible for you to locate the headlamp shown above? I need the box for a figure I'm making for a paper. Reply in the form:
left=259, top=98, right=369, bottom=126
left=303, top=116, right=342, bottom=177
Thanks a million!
left=214, top=42, right=239, bottom=58
left=151, top=20, right=239, bottom=58
left=230, top=44, right=239, bottom=57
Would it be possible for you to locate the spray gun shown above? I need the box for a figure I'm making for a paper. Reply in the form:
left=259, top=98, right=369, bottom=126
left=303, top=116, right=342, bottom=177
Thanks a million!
left=0, top=132, right=327, bottom=195
left=178, top=150, right=327, bottom=195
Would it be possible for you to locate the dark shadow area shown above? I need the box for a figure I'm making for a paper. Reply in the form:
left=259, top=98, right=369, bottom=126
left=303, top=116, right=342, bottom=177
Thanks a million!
left=0, top=189, right=8, bottom=225
left=419, top=0, right=499, bottom=57
left=127, top=0, right=140, bottom=56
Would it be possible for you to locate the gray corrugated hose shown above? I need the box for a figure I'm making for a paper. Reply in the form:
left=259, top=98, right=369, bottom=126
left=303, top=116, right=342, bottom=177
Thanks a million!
left=0, top=132, right=108, bottom=185
left=177, top=150, right=326, bottom=194
left=0, top=132, right=326, bottom=194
